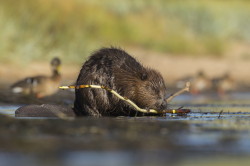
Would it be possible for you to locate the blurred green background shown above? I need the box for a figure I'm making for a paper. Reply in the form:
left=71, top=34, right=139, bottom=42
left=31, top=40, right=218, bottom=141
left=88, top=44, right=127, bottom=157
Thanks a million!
left=1, top=0, right=250, bottom=64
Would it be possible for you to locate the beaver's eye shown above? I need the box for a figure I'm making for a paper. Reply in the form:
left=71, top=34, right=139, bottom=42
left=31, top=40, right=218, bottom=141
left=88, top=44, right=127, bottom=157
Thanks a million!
left=141, top=73, right=148, bottom=81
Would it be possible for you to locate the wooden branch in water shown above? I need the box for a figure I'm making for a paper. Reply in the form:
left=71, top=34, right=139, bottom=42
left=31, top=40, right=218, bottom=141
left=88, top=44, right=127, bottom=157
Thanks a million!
left=166, top=82, right=190, bottom=103
left=59, top=82, right=191, bottom=115
left=59, top=85, right=158, bottom=114
left=162, top=109, right=191, bottom=114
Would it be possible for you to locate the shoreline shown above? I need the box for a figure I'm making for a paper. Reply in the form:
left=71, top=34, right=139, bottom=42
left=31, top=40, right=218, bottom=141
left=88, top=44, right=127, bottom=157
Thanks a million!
left=0, top=50, right=249, bottom=89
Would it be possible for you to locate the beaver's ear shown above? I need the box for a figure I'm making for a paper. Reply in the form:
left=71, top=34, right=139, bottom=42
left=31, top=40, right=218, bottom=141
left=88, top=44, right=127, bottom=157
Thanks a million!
left=141, top=73, right=148, bottom=80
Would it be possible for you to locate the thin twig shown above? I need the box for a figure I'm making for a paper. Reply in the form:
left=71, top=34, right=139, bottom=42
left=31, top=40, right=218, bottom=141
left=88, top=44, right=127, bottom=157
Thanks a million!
left=166, top=82, right=190, bottom=103
left=177, top=106, right=184, bottom=110
left=59, top=82, right=190, bottom=115
left=60, top=85, right=159, bottom=114
left=218, top=110, right=223, bottom=119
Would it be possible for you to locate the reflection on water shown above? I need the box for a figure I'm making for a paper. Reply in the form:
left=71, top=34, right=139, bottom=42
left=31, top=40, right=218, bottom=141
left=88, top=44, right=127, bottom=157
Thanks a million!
left=63, top=151, right=134, bottom=166
left=1, top=151, right=250, bottom=166
left=0, top=105, right=20, bottom=117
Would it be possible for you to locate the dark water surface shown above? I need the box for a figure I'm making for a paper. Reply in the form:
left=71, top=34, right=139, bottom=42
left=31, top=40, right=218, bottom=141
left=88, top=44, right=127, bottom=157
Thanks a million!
left=0, top=92, right=250, bottom=166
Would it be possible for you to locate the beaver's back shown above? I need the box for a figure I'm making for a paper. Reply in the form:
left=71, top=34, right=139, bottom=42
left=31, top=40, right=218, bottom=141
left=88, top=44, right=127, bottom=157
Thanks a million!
left=74, top=48, right=167, bottom=117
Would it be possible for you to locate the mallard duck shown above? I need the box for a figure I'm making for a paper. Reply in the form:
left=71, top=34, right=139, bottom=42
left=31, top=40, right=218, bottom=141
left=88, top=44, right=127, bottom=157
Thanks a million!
left=190, top=71, right=212, bottom=94
left=11, top=57, right=62, bottom=98
left=213, top=72, right=235, bottom=96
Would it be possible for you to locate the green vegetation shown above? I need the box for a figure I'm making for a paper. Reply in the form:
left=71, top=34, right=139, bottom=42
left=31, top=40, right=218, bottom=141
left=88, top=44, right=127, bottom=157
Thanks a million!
left=1, top=0, right=250, bottom=64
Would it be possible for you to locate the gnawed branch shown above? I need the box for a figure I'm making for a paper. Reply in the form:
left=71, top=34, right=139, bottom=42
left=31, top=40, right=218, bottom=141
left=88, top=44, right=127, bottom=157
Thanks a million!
left=166, top=82, right=190, bottom=103
left=60, top=85, right=158, bottom=114
left=59, top=82, right=190, bottom=114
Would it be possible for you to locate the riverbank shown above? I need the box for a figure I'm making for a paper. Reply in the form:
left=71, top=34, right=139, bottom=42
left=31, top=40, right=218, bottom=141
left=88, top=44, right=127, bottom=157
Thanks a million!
left=1, top=47, right=249, bottom=90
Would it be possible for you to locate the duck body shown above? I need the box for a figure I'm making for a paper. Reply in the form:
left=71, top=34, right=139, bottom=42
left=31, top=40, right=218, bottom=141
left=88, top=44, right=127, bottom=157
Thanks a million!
left=11, top=74, right=61, bottom=98
left=212, top=73, right=235, bottom=96
left=190, top=74, right=212, bottom=94
left=11, top=58, right=61, bottom=98
left=176, top=71, right=212, bottom=94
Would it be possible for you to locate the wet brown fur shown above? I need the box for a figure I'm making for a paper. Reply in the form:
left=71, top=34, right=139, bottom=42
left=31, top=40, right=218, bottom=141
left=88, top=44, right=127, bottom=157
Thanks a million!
left=74, top=47, right=167, bottom=117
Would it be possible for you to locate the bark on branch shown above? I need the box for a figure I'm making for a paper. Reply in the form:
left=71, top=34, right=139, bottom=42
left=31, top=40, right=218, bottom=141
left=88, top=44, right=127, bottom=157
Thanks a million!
left=59, top=82, right=190, bottom=115
left=166, top=82, right=190, bottom=103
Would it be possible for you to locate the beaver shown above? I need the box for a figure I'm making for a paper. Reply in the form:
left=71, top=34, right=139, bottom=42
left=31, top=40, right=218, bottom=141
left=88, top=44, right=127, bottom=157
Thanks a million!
left=73, top=47, right=168, bottom=117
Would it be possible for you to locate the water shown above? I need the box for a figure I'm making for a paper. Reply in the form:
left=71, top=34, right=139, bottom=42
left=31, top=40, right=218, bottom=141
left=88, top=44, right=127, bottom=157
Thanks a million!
left=0, top=105, right=20, bottom=117
left=0, top=92, right=250, bottom=166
